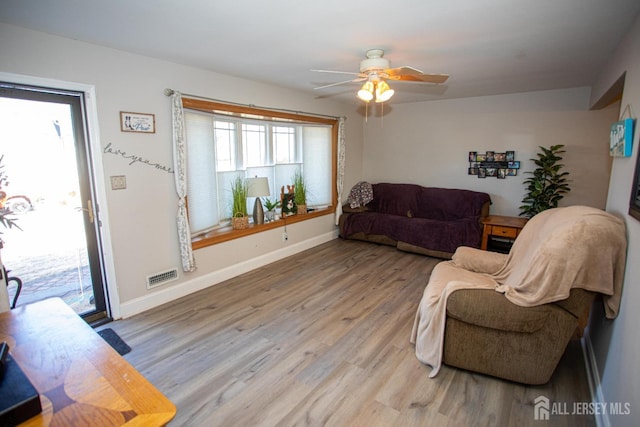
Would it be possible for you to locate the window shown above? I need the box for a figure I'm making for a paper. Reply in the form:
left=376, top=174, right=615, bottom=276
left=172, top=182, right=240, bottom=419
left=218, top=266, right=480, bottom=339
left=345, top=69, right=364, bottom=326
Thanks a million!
left=182, top=98, right=337, bottom=248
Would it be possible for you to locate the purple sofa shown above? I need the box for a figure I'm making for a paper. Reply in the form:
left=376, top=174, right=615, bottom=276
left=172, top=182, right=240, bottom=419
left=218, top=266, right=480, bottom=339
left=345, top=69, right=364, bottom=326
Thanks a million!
left=338, top=183, right=491, bottom=259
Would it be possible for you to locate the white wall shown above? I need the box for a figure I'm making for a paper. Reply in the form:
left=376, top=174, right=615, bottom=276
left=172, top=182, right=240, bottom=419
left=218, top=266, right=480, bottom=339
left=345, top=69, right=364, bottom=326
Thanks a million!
left=0, top=23, right=364, bottom=317
left=362, top=88, right=617, bottom=216
left=587, top=13, right=640, bottom=427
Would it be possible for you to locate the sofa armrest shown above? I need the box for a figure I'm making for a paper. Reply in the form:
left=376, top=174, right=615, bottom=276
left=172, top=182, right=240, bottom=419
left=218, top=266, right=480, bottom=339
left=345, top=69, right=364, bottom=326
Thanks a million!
left=446, top=289, right=552, bottom=333
left=479, top=200, right=491, bottom=221
left=451, top=246, right=507, bottom=274
left=342, top=202, right=369, bottom=213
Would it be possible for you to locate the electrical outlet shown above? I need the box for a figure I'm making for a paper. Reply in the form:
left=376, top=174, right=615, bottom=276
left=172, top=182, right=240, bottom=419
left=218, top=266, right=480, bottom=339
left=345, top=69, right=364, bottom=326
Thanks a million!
left=282, top=232, right=288, bottom=242
left=110, top=175, right=127, bottom=190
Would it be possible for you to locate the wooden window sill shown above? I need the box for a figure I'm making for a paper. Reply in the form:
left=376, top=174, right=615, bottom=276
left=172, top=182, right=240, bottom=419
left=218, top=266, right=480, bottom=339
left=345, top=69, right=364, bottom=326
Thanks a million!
left=191, top=207, right=334, bottom=250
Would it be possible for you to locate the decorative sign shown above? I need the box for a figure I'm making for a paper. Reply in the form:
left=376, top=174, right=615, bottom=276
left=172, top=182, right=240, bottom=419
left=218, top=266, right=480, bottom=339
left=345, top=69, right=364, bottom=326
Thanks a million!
left=103, top=143, right=174, bottom=174
left=468, top=151, right=519, bottom=179
left=609, top=118, right=634, bottom=157
left=120, top=111, right=155, bottom=133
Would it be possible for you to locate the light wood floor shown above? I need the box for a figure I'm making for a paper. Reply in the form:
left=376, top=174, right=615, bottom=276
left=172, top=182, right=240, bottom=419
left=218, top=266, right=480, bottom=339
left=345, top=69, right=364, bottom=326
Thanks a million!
left=105, top=239, right=595, bottom=426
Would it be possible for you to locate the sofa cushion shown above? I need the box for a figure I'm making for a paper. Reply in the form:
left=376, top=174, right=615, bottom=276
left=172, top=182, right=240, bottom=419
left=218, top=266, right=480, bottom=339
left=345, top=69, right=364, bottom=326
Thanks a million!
left=417, top=187, right=492, bottom=220
left=341, top=212, right=483, bottom=253
left=368, top=183, right=422, bottom=217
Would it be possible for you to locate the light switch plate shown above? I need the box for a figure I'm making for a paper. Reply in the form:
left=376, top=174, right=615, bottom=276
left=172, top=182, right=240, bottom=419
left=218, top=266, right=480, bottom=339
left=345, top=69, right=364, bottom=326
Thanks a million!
left=110, top=175, right=127, bottom=190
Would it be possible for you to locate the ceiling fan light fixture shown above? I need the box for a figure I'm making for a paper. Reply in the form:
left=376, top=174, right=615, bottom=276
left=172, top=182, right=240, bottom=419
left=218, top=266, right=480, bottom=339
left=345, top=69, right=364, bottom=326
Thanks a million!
left=375, top=80, right=394, bottom=103
left=357, top=81, right=374, bottom=102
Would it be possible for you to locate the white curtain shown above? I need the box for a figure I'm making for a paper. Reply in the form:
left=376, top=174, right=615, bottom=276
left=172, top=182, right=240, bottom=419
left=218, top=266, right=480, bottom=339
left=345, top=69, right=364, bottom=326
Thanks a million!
left=335, top=116, right=346, bottom=225
left=171, top=92, right=197, bottom=272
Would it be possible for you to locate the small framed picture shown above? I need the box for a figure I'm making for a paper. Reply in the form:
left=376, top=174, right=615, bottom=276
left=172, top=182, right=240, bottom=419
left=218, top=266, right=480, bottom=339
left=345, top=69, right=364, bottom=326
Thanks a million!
left=468, top=167, right=479, bottom=175
left=497, top=169, right=506, bottom=179
left=506, top=151, right=515, bottom=162
left=476, top=153, right=487, bottom=162
left=120, top=111, right=156, bottom=133
left=610, top=118, right=634, bottom=157
left=508, top=161, right=521, bottom=169
left=486, top=151, right=495, bottom=162
left=494, top=152, right=506, bottom=162
left=478, top=168, right=486, bottom=178
left=281, top=192, right=296, bottom=217
left=469, top=151, right=477, bottom=162
left=485, top=168, right=497, bottom=177
left=507, top=168, right=518, bottom=176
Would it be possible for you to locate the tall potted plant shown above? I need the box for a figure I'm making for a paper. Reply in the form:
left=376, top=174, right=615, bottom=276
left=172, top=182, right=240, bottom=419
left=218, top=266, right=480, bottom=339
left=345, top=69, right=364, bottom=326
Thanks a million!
left=230, top=176, right=249, bottom=229
left=292, top=171, right=307, bottom=214
left=519, top=144, right=571, bottom=218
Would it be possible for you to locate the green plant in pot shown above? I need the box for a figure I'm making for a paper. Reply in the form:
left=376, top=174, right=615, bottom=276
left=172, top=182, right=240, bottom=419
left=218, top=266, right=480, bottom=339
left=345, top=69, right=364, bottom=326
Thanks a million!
left=519, top=144, right=571, bottom=218
left=0, top=155, right=20, bottom=247
left=230, top=175, right=249, bottom=229
left=292, top=170, right=307, bottom=214
left=262, top=197, right=280, bottom=222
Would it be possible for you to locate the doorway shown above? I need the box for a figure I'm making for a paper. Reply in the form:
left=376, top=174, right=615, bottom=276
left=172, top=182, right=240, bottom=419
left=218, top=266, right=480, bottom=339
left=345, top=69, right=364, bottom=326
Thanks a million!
left=0, top=83, right=109, bottom=323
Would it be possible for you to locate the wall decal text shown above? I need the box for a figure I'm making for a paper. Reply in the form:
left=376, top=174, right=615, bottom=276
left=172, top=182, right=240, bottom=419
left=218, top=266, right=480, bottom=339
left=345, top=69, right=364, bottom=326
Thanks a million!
left=103, top=143, right=174, bottom=174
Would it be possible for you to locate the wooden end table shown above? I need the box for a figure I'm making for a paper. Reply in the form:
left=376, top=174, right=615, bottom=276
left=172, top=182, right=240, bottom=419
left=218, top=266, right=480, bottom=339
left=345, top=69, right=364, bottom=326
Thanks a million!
left=0, top=298, right=176, bottom=426
left=481, top=215, right=528, bottom=251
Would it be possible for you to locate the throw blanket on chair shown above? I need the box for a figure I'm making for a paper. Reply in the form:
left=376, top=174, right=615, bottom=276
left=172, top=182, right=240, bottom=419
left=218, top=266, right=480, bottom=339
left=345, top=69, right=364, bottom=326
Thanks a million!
left=410, top=205, right=627, bottom=377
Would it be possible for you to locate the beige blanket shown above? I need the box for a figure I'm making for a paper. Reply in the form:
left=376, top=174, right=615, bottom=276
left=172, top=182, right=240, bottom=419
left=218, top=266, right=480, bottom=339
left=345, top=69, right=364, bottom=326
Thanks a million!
left=410, top=205, right=627, bottom=377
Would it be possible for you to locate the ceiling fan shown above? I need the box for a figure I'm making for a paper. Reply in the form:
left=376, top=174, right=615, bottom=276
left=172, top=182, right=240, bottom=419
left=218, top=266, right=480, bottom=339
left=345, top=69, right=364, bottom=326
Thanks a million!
left=312, top=49, right=449, bottom=103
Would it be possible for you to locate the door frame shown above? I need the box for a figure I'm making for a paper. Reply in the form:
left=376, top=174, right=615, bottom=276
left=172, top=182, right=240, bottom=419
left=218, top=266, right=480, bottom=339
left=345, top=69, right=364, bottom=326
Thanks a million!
left=0, top=72, right=120, bottom=319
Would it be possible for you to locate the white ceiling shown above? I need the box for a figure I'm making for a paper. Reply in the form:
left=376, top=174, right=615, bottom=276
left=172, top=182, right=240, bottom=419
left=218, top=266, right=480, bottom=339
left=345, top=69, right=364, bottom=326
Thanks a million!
left=2, top=0, right=639, bottom=105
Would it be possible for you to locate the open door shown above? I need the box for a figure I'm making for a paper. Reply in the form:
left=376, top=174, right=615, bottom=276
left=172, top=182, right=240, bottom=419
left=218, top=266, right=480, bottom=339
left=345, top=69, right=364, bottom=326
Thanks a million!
left=0, top=82, right=109, bottom=323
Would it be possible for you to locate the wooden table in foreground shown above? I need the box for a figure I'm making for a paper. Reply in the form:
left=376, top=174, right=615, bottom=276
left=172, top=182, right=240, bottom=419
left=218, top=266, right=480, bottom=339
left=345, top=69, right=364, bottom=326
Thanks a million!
left=0, top=298, right=176, bottom=426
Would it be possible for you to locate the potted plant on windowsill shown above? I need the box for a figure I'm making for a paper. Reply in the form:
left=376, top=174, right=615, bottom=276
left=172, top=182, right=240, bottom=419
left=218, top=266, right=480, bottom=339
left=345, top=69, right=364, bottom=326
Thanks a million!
left=230, top=176, right=249, bottom=230
left=292, top=171, right=307, bottom=214
left=262, top=197, right=280, bottom=222
left=519, top=144, right=571, bottom=218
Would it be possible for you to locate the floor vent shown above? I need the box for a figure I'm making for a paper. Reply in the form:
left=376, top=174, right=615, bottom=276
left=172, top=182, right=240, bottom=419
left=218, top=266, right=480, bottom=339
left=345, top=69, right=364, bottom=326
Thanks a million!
left=146, top=268, right=179, bottom=289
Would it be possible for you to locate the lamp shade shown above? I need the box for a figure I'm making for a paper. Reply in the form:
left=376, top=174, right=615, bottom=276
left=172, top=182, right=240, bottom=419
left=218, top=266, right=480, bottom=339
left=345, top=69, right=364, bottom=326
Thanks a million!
left=357, top=81, right=374, bottom=102
left=375, top=80, right=394, bottom=103
left=247, top=177, right=270, bottom=197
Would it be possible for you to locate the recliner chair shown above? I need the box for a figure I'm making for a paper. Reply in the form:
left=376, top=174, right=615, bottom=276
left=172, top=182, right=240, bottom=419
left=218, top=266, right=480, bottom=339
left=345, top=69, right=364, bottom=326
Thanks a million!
left=411, top=206, right=627, bottom=385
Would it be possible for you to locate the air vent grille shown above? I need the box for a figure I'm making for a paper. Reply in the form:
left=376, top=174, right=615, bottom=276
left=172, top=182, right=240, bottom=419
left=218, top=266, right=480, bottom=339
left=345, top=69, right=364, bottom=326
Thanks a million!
left=146, top=268, right=179, bottom=289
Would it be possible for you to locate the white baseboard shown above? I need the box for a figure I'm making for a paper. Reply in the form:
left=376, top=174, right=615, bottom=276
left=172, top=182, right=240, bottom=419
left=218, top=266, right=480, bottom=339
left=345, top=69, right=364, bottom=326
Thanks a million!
left=118, top=230, right=339, bottom=318
left=582, top=332, right=610, bottom=427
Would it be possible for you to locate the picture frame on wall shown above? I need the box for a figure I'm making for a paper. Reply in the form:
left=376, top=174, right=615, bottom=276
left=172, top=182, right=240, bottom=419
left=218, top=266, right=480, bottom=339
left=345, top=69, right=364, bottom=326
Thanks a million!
left=506, top=151, right=515, bottom=162
left=610, top=118, right=635, bottom=157
left=120, top=111, right=156, bottom=133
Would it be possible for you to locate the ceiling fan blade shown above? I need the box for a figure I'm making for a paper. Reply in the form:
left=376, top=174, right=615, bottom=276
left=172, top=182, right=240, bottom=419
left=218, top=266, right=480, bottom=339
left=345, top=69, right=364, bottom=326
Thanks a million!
left=313, top=77, right=365, bottom=90
left=311, top=69, right=362, bottom=76
left=385, top=66, right=449, bottom=84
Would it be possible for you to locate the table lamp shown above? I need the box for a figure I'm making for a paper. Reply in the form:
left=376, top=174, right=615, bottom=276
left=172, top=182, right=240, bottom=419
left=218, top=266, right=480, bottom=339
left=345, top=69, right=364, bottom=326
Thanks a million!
left=247, top=177, right=270, bottom=225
